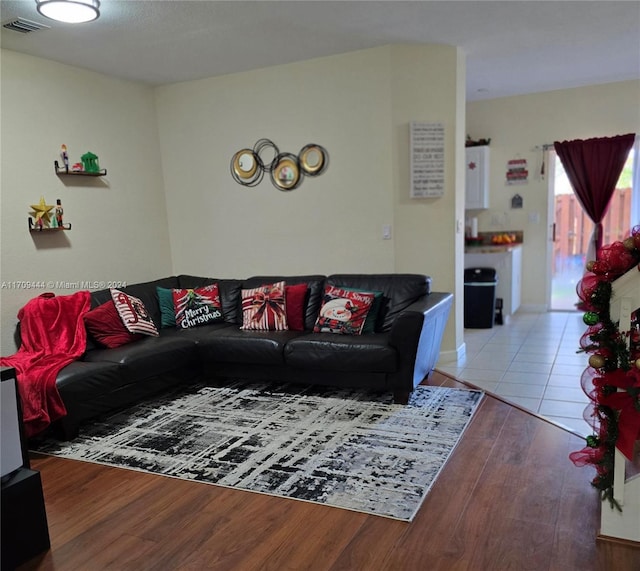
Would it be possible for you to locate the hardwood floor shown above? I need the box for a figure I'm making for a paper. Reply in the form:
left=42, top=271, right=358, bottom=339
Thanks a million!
left=18, top=372, right=640, bottom=571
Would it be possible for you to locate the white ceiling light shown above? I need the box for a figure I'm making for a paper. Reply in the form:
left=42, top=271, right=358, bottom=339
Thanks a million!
left=36, top=0, right=100, bottom=24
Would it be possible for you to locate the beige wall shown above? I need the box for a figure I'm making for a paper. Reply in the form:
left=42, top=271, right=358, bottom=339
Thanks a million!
left=466, top=80, right=640, bottom=309
left=390, top=45, right=466, bottom=355
left=155, top=44, right=465, bottom=355
left=0, top=50, right=173, bottom=353
left=1, top=45, right=465, bottom=358
left=155, top=47, right=395, bottom=277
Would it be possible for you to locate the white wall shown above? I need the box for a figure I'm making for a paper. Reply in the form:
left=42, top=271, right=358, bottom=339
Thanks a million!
left=467, top=80, right=640, bottom=309
left=155, top=44, right=465, bottom=353
left=0, top=50, right=173, bottom=354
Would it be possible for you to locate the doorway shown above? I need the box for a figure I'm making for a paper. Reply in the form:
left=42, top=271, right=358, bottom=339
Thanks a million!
left=547, top=146, right=637, bottom=311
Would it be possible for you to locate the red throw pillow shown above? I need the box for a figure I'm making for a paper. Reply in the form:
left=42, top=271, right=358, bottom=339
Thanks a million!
left=84, top=300, right=143, bottom=348
left=313, top=285, right=375, bottom=335
left=285, top=284, right=308, bottom=331
left=241, top=281, right=288, bottom=331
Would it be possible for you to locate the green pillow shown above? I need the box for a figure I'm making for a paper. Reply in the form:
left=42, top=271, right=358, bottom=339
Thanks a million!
left=340, top=287, right=383, bottom=334
left=156, top=286, right=176, bottom=328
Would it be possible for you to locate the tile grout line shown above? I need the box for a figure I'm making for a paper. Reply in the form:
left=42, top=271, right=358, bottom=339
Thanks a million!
left=453, top=311, right=592, bottom=436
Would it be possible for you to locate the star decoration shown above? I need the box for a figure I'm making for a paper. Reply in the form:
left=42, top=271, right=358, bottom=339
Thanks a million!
left=30, top=196, right=55, bottom=225
left=468, top=161, right=477, bottom=170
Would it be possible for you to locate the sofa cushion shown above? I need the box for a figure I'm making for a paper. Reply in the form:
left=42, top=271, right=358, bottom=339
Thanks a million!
left=56, top=360, right=126, bottom=396
left=173, top=284, right=224, bottom=329
left=83, top=300, right=143, bottom=348
left=327, top=274, right=431, bottom=332
left=197, top=327, right=304, bottom=365
left=313, top=285, right=375, bottom=335
left=111, top=289, right=159, bottom=337
left=177, top=276, right=243, bottom=325
left=244, top=275, right=326, bottom=330
left=241, top=281, right=288, bottom=331
left=284, top=332, right=397, bottom=372
left=83, top=335, right=198, bottom=381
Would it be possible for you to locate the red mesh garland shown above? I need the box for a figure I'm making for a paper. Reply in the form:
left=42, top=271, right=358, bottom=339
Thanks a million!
left=570, top=227, right=640, bottom=483
left=590, top=241, right=638, bottom=280
left=580, top=367, right=597, bottom=400
left=579, top=323, right=603, bottom=351
left=576, top=273, right=602, bottom=309
left=569, top=445, right=605, bottom=467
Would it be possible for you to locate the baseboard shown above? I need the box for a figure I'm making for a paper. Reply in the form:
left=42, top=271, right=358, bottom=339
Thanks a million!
left=439, top=343, right=465, bottom=364
left=517, top=304, right=547, bottom=313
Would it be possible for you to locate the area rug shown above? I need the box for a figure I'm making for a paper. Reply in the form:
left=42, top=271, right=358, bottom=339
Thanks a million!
left=32, top=380, right=483, bottom=521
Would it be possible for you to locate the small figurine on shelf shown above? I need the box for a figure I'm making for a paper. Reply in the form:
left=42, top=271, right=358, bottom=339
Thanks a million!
left=81, top=151, right=100, bottom=173
left=55, top=199, right=63, bottom=227
left=71, top=162, right=83, bottom=172
left=61, top=144, right=69, bottom=170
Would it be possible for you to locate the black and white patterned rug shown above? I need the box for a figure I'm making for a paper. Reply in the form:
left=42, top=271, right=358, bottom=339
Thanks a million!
left=33, top=380, right=483, bottom=521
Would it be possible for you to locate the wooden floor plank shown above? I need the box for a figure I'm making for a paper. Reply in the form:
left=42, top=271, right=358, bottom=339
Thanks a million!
left=17, top=372, right=640, bottom=571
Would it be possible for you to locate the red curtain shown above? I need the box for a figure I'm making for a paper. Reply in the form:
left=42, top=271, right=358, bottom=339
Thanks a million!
left=554, top=133, right=635, bottom=258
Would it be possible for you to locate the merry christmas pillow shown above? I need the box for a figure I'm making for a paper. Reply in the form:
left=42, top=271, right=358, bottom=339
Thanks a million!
left=241, top=281, right=288, bottom=331
left=110, top=289, right=159, bottom=337
left=172, top=284, right=224, bottom=329
left=313, top=285, right=375, bottom=335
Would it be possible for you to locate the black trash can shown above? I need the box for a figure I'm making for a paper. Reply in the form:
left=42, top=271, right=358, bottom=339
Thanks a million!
left=464, top=267, right=498, bottom=329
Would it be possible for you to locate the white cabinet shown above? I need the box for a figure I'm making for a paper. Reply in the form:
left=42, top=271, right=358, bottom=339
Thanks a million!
left=465, top=245, right=522, bottom=318
left=465, top=146, right=489, bottom=210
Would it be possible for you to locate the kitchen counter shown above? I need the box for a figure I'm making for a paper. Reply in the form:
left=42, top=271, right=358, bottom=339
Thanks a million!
left=464, top=243, right=523, bottom=254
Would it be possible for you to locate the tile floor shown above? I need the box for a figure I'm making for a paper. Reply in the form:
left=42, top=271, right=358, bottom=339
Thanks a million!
left=437, top=311, right=593, bottom=437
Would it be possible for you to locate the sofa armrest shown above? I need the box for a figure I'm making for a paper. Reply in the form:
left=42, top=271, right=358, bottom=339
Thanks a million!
left=387, top=292, right=453, bottom=400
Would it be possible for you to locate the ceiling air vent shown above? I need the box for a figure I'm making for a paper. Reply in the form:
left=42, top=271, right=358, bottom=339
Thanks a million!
left=2, top=18, right=51, bottom=34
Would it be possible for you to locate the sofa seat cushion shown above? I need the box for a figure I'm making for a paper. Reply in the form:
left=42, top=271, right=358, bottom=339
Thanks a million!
left=83, top=335, right=198, bottom=380
left=197, top=328, right=305, bottom=365
left=284, top=333, right=397, bottom=372
left=56, top=361, right=125, bottom=395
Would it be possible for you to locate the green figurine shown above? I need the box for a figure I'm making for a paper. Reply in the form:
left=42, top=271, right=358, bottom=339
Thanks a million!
left=81, top=151, right=100, bottom=173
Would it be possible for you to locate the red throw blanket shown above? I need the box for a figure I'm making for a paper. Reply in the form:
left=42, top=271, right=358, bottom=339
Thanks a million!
left=1, top=290, right=91, bottom=437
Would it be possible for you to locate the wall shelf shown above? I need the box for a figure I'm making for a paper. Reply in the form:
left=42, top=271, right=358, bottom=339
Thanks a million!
left=28, top=217, right=71, bottom=232
left=54, top=160, right=106, bottom=177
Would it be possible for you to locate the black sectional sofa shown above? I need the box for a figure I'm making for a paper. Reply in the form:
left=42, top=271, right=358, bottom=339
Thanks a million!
left=51, top=273, right=453, bottom=439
